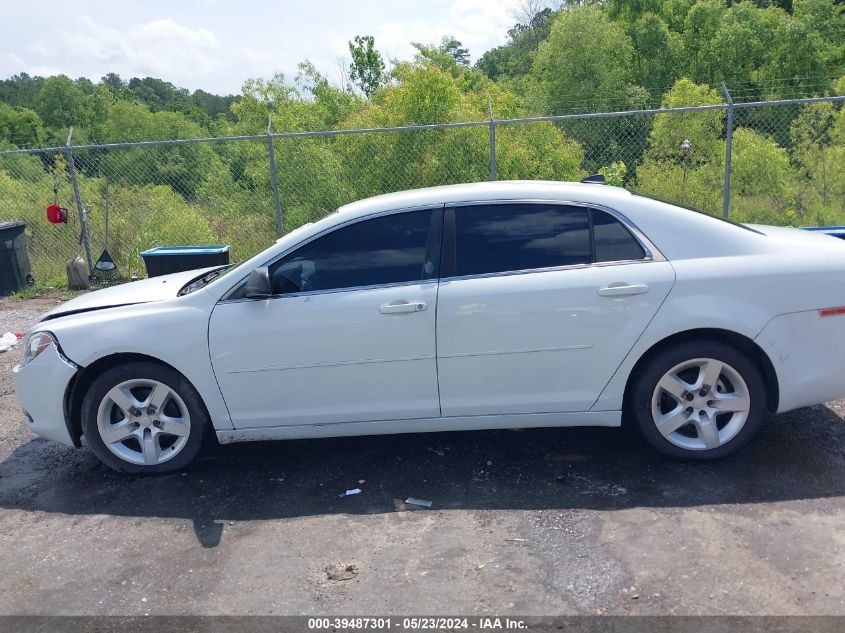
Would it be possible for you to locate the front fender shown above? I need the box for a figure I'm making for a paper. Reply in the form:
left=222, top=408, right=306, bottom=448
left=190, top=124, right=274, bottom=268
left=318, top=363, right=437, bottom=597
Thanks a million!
left=42, top=299, right=234, bottom=431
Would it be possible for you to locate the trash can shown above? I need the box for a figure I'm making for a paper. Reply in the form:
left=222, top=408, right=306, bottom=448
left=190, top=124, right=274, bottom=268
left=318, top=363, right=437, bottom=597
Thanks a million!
left=0, top=220, right=32, bottom=296
left=140, top=245, right=230, bottom=278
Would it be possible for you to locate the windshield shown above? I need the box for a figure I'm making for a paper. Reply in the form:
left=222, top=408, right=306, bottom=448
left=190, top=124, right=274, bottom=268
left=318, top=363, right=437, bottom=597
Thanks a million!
left=177, top=264, right=235, bottom=296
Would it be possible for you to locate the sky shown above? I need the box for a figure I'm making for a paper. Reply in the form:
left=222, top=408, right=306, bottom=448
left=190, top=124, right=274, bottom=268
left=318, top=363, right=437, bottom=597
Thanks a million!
left=0, top=0, right=528, bottom=95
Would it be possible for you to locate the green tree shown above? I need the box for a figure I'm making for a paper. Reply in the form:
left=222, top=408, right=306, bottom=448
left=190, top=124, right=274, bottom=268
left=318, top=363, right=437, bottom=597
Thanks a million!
left=0, top=141, right=45, bottom=183
left=0, top=102, right=44, bottom=147
left=337, top=63, right=584, bottom=201
left=231, top=73, right=334, bottom=134
left=0, top=73, right=45, bottom=109
left=100, top=73, right=125, bottom=94
left=730, top=128, right=793, bottom=200
left=475, top=2, right=556, bottom=81
left=128, top=76, right=185, bottom=111
left=98, top=101, right=221, bottom=198
left=82, top=85, right=116, bottom=134
left=607, top=0, right=667, bottom=23
left=635, top=78, right=726, bottom=213
left=441, top=36, right=470, bottom=65
left=36, top=75, right=85, bottom=127
left=407, top=38, right=488, bottom=93
left=790, top=101, right=837, bottom=176
left=532, top=6, right=635, bottom=113
left=296, top=61, right=362, bottom=128
left=348, top=35, right=386, bottom=96
left=710, top=2, right=782, bottom=85
left=412, top=37, right=470, bottom=72
left=681, top=0, right=726, bottom=84
left=761, top=0, right=843, bottom=87
left=645, top=78, right=724, bottom=164
left=629, top=13, right=683, bottom=92
left=227, top=73, right=357, bottom=229
left=797, top=87, right=845, bottom=219
left=191, top=89, right=239, bottom=121
left=75, top=77, right=96, bottom=95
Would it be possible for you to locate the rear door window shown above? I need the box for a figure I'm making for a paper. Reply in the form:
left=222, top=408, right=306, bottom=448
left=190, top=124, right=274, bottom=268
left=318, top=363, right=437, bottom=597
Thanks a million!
left=452, top=204, right=591, bottom=276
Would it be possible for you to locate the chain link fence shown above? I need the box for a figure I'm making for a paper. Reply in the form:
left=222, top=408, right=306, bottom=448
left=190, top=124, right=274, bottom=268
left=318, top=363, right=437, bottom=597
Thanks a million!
left=1, top=91, right=844, bottom=287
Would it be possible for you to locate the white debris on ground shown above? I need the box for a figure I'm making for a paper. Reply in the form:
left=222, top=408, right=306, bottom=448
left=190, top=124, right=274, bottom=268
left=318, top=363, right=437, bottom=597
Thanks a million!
left=0, top=332, right=20, bottom=353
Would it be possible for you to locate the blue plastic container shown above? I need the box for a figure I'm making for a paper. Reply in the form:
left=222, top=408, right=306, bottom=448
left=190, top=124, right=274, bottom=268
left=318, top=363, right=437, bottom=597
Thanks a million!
left=801, top=226, right=845, bottom=240
left=140, top=245, right=230, bottom=277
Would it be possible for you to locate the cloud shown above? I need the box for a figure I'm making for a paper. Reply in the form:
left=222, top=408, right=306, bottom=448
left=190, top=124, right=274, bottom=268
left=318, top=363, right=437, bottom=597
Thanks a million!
left=0, top=52, right=61, bottom=80
left=365, top=0, right=524, bottom=67
left=0, top=52, right=24, bottom=72
left=448, top=0, right=522, bottom=48
left=0, top=0, right=541, bottom=94
left=51, top=16, right=230, bottom=84
left=12, top=15, right=278, bottom=93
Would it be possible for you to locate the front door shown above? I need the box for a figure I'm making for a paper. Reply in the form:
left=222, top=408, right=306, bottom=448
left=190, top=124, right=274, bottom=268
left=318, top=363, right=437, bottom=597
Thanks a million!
left=209, top=207, right=443, bottom=428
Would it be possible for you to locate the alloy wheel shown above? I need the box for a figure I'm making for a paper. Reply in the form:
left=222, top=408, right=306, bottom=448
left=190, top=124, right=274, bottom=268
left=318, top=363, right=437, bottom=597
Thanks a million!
left=650, top=357, right=751, bottom=451
left=96, top=378, right=191, bottom=466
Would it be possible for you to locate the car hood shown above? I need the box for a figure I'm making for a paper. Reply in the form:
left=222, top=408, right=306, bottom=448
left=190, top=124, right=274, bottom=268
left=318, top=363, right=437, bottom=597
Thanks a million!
left=41, top=267, right=221, bottom=321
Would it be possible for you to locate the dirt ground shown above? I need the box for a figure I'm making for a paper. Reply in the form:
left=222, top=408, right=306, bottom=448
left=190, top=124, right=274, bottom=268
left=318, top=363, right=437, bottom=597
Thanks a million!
left=0, top=292, right=844, bottom=616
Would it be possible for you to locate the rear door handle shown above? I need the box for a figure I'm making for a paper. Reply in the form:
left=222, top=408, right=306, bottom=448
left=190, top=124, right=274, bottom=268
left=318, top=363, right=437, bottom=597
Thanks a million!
left=380, top=301, right=427, bottom=314
left=598, top=283, right=649, bottom=297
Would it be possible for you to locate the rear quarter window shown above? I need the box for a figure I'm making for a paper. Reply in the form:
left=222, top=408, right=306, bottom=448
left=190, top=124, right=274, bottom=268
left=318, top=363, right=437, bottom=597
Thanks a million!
left=592, top=210, right=646, bottom=262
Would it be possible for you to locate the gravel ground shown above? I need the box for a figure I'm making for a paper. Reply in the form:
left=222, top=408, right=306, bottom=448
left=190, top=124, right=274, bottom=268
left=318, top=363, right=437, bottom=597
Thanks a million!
left=0, top=293, right=844, bottom=616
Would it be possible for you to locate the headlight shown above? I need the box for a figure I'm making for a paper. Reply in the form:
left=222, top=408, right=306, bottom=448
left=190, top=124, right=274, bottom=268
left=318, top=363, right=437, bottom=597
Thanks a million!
left=21, top=331, right=57, bottom=366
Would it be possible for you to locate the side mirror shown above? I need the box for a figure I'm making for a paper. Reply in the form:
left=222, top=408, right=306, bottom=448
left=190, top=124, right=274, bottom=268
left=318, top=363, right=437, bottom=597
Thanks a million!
left=244, top=266, right=273, bottom=299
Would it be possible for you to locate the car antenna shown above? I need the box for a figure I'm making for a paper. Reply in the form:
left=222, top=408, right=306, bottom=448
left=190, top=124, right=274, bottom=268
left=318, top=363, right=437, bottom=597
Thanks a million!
left=580, top=174, right=606, bottom=184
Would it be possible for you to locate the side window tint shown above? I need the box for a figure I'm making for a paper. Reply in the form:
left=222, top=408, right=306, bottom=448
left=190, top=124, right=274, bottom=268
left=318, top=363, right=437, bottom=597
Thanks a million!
left=268, top=209, right=437, bottom=294
left=592, top=210, right=646, bottom=262
left=453, top=204, right=590, bottom=276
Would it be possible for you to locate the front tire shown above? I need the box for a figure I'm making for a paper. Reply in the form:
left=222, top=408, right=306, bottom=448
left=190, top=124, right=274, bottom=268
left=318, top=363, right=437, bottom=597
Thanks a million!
left=81, top=361, right=208, bottom=474
left=628, top=340, right=767, bottom=460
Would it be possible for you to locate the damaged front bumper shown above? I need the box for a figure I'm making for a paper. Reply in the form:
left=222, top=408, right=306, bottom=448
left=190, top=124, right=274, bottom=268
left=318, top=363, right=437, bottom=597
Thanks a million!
left=12, top=341, right=78, bottom=446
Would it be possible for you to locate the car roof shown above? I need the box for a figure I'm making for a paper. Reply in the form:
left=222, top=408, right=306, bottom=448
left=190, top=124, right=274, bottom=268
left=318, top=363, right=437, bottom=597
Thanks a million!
left=336, top=180, right=632, bottom=219
left=209, top=178, right=779, bottom=301
left=330, top=180, right=772, bottom=263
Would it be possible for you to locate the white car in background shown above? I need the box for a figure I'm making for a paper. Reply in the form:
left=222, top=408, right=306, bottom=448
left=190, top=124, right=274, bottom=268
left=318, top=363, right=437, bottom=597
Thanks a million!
left=13, top=180, right=845, bottom=473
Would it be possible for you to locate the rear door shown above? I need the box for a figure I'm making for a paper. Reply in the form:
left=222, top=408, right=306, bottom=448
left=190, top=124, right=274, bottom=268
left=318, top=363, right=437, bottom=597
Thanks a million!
left=436, top=201, right=675, bottom=416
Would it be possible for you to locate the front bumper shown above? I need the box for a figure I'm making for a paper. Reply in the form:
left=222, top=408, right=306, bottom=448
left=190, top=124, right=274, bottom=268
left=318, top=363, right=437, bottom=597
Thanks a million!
left=12, top=342, right=78, bottom=446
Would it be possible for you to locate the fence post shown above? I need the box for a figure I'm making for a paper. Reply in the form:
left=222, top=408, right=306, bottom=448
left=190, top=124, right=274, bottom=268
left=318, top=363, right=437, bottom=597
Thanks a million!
left=721, top=83, right=734, bottom=220
left=488, top=99, right=496, bottom=181
left=65, top=127, right=94, bottom=271
left=266, top=113, right=284, bottom=237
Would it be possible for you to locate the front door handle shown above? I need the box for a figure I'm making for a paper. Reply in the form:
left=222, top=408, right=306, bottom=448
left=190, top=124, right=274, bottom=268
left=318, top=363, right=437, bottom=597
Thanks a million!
left=598, top=283, right=649, bottom=297
left=380, top=301, right=427, bottom=314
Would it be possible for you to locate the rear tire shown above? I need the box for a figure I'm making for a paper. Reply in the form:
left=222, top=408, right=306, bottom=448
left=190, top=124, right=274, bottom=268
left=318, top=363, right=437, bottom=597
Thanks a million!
left=628, top=340, right=767, bottom=460
left=81, top=361, right=208, bottom=474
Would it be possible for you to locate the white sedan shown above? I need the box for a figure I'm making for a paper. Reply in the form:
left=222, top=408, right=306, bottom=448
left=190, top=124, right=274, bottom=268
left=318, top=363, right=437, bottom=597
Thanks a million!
left=13, top=180, right=845, bottom=473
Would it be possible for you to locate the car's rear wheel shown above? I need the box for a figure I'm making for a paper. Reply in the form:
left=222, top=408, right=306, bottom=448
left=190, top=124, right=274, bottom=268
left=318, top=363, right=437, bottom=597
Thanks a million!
left=628, top=340, right=767, bottom=459
left=81, top=361, right=208, bottom=474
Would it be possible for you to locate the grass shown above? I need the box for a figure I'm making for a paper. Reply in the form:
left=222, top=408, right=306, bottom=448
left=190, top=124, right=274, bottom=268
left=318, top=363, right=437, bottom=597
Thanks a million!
left=8, top=274, right=87, bottom=302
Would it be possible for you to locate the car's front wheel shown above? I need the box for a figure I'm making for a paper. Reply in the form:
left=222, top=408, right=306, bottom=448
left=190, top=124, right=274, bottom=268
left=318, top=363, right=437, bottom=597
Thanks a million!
left=81, top=361, right=208, bottom=474
left=628, top=340, right=767, bottom=459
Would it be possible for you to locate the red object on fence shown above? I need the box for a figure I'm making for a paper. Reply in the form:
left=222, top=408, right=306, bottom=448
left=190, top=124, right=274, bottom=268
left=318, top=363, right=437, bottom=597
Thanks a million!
left=46, top=203, right=68, bottom=224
